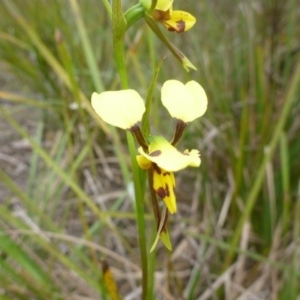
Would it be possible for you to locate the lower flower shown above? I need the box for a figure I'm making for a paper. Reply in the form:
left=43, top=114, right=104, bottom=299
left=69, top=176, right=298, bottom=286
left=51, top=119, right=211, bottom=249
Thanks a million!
left=136, top=135, right=200, bottom=214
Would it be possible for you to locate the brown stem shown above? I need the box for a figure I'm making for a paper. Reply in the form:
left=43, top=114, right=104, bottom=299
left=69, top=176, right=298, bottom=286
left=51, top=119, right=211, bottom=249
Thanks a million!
left=148, top=167, right=161, bottom=228
left=129, top=124, right=148, bottom=150
left=161, top=209, right=169, bottom=233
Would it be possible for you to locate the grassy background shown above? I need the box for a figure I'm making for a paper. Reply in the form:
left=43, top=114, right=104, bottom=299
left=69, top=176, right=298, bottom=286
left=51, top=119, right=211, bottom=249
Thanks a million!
left=0, top=0, right=300, bottom=299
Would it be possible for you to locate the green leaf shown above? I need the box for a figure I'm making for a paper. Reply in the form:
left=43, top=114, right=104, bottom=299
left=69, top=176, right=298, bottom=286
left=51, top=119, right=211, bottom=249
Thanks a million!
left=141, top=57, right=165, bottom=138
left=0, top=234, right=50, bottom=286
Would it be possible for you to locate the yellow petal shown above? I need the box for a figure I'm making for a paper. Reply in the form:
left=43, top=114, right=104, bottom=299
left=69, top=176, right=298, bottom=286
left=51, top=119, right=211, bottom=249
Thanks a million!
left=161, top=10, right=196, bottom=32
left=138, top=136, right=201, bottom=172
left=161, top=80, right=207, bottom=123
left=91, top=90, right=145, bottom=130
left=153, top=166, right=177, bottom=214
left=136, top=154, right=152, bottom=169
left=184, top=149, right=201, bottom=167
left=155, top=0, right=173, bottom=11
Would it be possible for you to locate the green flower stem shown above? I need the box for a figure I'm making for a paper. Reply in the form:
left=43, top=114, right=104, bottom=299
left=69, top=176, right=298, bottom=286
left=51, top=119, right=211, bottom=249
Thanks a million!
left=112, top=0, right=148, bottom=298
left=101, top=0, right=112, bottom=18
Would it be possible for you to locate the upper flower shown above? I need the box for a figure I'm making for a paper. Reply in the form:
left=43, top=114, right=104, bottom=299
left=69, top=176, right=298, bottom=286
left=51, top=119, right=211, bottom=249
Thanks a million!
left=152, top=0, right=196, bottom=33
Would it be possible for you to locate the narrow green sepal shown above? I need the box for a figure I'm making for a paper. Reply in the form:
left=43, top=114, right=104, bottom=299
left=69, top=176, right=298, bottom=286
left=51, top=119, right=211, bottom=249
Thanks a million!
left=160, top=230, right=172, bottom=251
left=150, top=229, right=172, bottom=252
left=150, top=205, right=172, bottom=252
left=150, top=231, right=160, bottom=252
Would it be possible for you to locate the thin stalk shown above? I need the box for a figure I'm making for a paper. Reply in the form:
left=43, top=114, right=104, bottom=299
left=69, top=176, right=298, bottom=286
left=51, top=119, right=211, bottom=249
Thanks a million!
left=148, top=168, right=161, bottom=226
left=112, top=0, right=148, bottom=298
left=101, top=0, right=112, bottom=18
left=280, top=132, right=291, bottom=235
left=68, top=0, right=104, bottom=92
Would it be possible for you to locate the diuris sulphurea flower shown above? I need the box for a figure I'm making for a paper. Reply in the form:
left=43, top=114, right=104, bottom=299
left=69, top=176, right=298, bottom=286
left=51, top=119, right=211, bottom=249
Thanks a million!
left=125, top=1, right=197, bottom=71
left=152, top=0, right=196, bottom=33
left=91, top=79, right=207, bottom=249
left=92, top=79, right=207, bottom=214
left=139, top=0, right=196, bottom=33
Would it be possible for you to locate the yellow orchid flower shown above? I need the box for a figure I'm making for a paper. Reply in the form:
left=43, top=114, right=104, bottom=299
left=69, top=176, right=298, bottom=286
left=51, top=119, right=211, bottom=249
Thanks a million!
left=152, top=0, right=196, bottom=33
left=125, top=1, right=197, bottom=71
left=91, top=80, right=207, bottom=215
left=136, top=136, right=200, bottom=214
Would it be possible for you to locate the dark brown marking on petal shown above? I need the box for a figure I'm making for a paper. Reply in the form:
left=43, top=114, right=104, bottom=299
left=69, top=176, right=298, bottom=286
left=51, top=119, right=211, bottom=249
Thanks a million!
left=150, top=150, right=161, bottom=157
left=163, top=172, right=170, bottom=176
left=167, top=27, right=176, bottom=32
left=153, top=9, right=171, bottom=21
left=176, top=20, right=186, bottom=33
left=165, top=184, right=170, bottom=197
left=153, top=164, right=161, bottom=174
left=156, top=187, right=166, bottom=198
left=168, top=20, right=185, bottom=33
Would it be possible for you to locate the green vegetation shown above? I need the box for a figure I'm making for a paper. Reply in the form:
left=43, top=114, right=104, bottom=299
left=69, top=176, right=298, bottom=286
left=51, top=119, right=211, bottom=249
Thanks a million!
left=0, top=0, right=300, bottom=299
